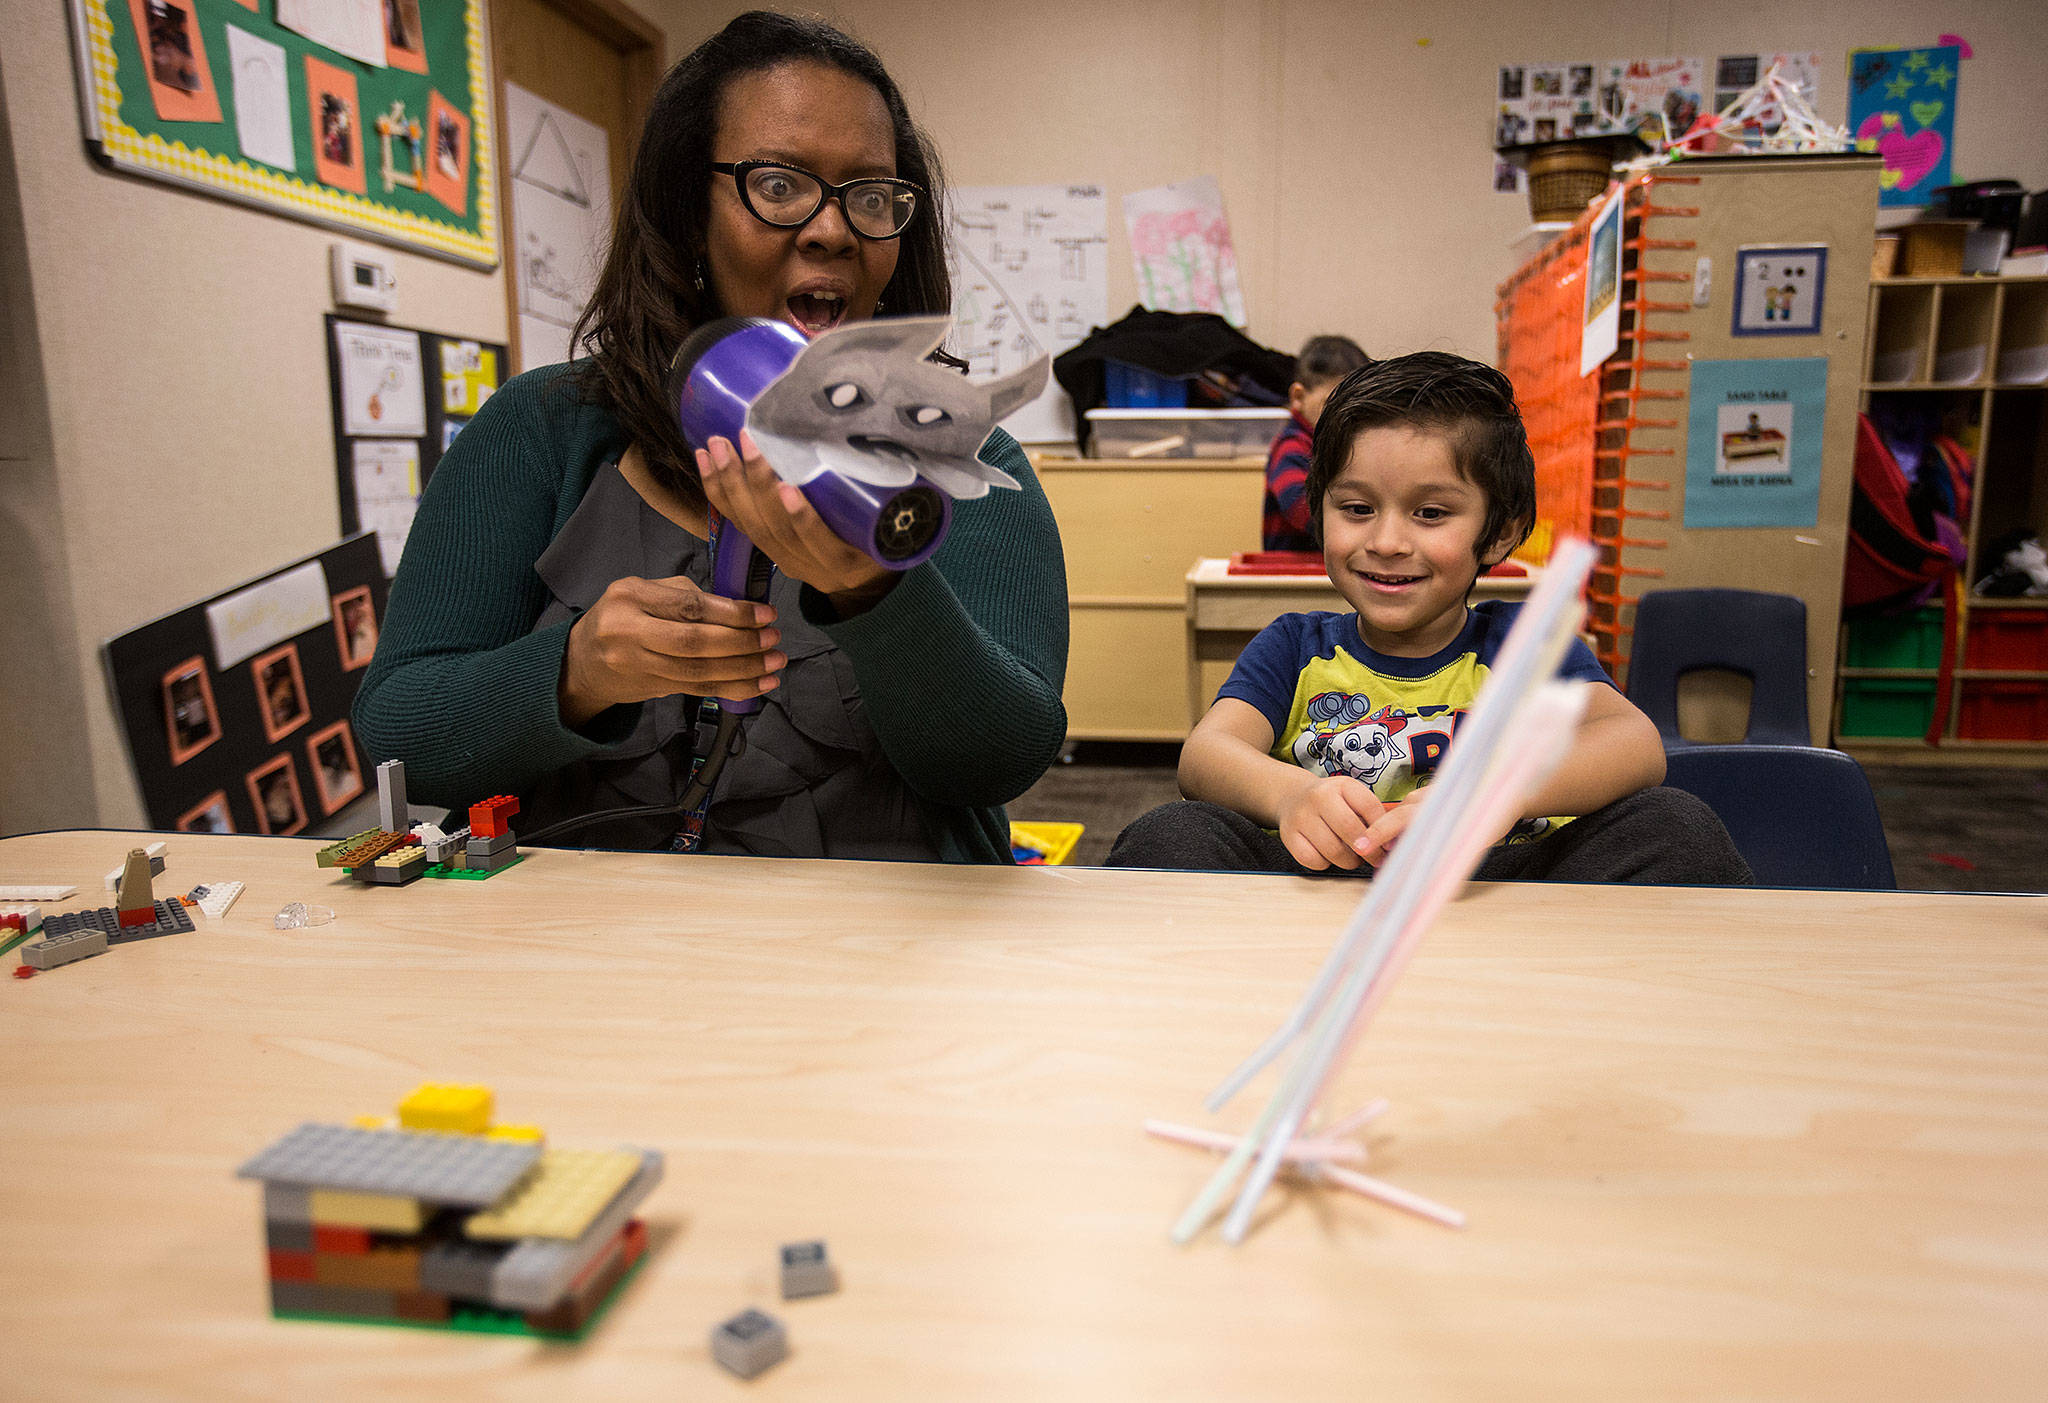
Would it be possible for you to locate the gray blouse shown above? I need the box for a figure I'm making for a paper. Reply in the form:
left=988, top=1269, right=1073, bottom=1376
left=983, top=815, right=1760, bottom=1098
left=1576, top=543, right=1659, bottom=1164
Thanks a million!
left=523, top=462, right=938, bottom=859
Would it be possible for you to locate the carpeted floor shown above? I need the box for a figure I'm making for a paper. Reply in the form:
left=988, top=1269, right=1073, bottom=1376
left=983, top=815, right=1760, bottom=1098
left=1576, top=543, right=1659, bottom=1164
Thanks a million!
left=1008, top=743, right=2048, bottom=893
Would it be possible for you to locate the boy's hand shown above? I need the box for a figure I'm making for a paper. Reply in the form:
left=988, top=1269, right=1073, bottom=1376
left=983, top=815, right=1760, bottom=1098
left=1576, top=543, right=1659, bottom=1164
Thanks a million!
left=1352, top=800, right=1417, bottom=868
left=1276, top=775, right=1387, bottom=870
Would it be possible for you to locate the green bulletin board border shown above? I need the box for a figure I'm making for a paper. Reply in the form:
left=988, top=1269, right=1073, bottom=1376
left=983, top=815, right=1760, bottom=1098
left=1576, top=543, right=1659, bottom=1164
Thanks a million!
left=67, top=0, right=499, bottom=268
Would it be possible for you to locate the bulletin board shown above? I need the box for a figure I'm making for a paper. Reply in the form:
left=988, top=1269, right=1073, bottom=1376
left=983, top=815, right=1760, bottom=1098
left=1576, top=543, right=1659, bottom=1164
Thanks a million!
left=324, top=314, right=507, bottom=578
left=66, top=0, right=498, bottom=268
left=103, top=533, right=388, bottom=835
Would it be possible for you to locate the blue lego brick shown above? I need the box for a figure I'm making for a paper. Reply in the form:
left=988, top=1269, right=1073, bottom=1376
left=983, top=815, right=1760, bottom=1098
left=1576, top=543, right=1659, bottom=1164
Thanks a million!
left=237, top=1124, right=542, bottom=1207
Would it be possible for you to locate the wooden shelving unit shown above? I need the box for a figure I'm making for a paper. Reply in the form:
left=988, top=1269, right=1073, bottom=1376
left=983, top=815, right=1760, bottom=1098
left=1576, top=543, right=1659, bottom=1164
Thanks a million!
left=1836, top=272, right=2048, bottom=763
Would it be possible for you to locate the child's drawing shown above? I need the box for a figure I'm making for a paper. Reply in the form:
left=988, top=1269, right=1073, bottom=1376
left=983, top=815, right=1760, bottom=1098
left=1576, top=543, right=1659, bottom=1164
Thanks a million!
left=1121, top=175, right=1246, bottom=327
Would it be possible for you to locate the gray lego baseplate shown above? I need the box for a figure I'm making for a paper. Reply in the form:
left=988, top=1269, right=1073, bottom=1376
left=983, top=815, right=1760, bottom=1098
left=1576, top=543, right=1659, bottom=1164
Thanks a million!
left=236, top=1123, right=543, bottom=1206
left=41, top=899, right=194, bottom=945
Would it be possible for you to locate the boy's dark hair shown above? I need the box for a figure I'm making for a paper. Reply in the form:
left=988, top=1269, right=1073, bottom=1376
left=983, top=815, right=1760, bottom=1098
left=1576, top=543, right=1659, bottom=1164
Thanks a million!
left=570, top=11, right=951, bottom=504
left=1293, top=334, right=1370, bottom=390
left=1306, top=351, right=1536, bottom=561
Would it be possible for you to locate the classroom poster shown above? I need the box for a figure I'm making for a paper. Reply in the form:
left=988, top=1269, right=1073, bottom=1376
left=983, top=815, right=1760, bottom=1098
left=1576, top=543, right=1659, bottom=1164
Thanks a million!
left=439, top=339, right=498, bottom=415
left=335, top=321, right=426, bottom=437
left=1122, top=176, right=1247, bottom=328
left=505, top=83, right=611, bottom=371
left=1732, top=245, right=1827, bottom=337
left=947, top=184, right=1108, bottom=443
left=275, top=0, right=386, bottom=68
left=352, top=440, right=421, bottom=576
left=1712, top=53, right=1820, bottom=132
left=1685, top=358, right=1827, bottom=529
left=1580, top=187, right=1624, bottom=376
left=224, top=24, right=295, bottom=172
left=1847, top=45, right=1958, bottom=207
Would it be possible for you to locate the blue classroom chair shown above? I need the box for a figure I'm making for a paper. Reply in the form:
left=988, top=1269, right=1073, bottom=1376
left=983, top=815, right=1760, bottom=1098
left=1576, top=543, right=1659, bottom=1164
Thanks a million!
left=1661, top=745, right=1897, bottom=890
left=1625, top=588, right=1811, bottom=747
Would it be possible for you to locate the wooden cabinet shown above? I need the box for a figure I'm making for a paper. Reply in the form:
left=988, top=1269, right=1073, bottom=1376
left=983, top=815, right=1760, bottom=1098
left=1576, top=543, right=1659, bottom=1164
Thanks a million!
left=1032, top=456, right=1266, bottom=741
left=1837, top=273, right=2048, bottom=762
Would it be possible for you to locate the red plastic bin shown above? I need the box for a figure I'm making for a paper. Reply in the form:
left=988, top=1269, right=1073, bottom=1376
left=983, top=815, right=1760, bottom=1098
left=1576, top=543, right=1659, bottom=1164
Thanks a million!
left=1964, top=609, right=2048, bottom=670
left=1957, top=680, right=2048, bottom=741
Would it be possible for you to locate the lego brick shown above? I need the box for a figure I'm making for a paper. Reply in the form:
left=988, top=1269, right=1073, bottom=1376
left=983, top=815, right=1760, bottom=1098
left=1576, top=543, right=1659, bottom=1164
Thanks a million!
left=237, top=1123, right=543, bottom=1206
left=421, top=826, right=470, bottom=866
left=0, top=903, right=42, bottom=932
left=364, top=850, right=427, bottom=885
left=465, top=829, right=516, bottom=858
left=464, top=1148, right=642, bottom=1241
left=185, top=881, right=244, bottom=920
left=314, top=1246, right=422, bottom=1291
left=316, top=830, right=381, bottom=869
left=419, top=1237, right=513, bottom=1300
left=779, top=1240, right=839, bottom=1300
left=486, top=1124, right=545, bottom=1143
left=104, top=842, right=167, bottom=890
left=312, top=1224, right=372, bottom=1255
left=398, top=1084, right=494, bottom=1136
left=21, top=927, right=109, bottom=970
left=118, top=903, right=157, bottom=928
left=266, top=1219, right=315, bottom=1252
left=396, top=1290, right=453, bottom=1324
left=0, top=886, right=77, bottom=902
left=710, top=1308, right=789, bottom=1380
left=333, top=831, right=410, bottom=870
left=267, top=1249, right=317, bottom=1283
left=270, top=1281, right=401, bottom=1320
left=45, top=900, right=193, bottom=946
left=468, top=795, right=519, bottom=840
left=523, top=1222, right=639, bottom=1335
left=307, top=1190, right=425, bottom=1234
left=377, top=759, right=409, bottom=834
left=489, top=1151, right=662, bottom=1312
left=264, top=1183, right=313, bottom=1223
left=464, top=845, right=521, bottom=874
left=426, top=857, right=522, bottom=880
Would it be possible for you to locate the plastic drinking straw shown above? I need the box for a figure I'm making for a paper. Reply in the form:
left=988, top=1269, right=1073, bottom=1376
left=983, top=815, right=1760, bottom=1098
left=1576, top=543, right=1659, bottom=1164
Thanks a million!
left=1313, top=1163, right=1468, bottom=1230
left=1143, top=1119, right=1369, bottom=1164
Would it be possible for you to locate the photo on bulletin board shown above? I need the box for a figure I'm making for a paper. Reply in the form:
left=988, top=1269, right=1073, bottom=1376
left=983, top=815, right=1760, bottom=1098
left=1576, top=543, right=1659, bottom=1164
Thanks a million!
left=251, top=642, right=310, bottom=743
left=1580, top=188, right=1624, bottom=376
left=1685, top=357, right=1828, bottom=529
left=245, top=752, right=309, bottom=836
left=161, top=654, right=220, bottom=765
left=305, top=55, right=368, bottom=197
left=384, top=0, right=428, bottom=73
left=1733, top=245, right=1827, bottom=337
left=126, top=0, right=223, bottom=123
left=305, top=719, right=364, bottom=815
left=330, top=584, right=378, bottom=670
left=176, top=789, right=234, bottom=835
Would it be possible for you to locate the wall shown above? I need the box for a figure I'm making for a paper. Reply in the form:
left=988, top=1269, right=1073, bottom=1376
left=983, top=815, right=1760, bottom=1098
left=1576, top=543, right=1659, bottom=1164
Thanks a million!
left=0, top=0, right=672, bottom=832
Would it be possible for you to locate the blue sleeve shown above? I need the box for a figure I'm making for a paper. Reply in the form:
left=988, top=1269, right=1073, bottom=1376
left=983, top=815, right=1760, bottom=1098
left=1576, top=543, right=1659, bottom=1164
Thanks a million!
left=1215, top=614, right=1308, bottom=734
left=1472, top=601, right=1615, bottom=688
left=1555, top=634, right=1615, bottom=687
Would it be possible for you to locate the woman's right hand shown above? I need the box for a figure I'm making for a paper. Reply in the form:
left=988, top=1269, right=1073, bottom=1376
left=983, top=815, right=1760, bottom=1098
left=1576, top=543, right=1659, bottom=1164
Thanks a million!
left=558, top=574, right=784, bottom=727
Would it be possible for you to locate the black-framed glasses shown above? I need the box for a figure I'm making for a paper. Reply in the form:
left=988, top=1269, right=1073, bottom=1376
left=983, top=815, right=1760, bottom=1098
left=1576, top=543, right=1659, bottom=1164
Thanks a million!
left=711, top=161, right=923, bottom=240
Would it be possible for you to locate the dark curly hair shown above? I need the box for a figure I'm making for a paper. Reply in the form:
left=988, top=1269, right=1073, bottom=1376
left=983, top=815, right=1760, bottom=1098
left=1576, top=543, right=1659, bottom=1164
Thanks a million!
left=1305, top=351, right=1536, bottom=561
left=569, top=11, right=952, bottom=503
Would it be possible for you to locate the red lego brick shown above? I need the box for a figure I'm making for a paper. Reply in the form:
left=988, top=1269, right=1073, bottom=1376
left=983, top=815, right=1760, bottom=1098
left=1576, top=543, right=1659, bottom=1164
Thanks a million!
left=0, top=914, right=23, bottom=934
left=118, top=904, right=156, bottom=928
left=13, top=965, right=35, bottom=979
left=313, top=1225, right=372, bottom=1255
left=468, top=795, right=519, bottom=839
left=268, top=1249, right=317, bottom=1283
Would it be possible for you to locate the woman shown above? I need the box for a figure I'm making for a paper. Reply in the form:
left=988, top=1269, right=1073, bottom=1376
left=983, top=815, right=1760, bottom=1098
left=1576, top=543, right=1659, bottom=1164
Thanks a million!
left=354, top=12, right=1068, bottom=862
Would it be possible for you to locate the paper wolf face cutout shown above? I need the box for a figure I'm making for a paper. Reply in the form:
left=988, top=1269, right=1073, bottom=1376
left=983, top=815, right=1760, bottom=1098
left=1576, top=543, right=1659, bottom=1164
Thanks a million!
left=746, top=316, right=1048, bottom=501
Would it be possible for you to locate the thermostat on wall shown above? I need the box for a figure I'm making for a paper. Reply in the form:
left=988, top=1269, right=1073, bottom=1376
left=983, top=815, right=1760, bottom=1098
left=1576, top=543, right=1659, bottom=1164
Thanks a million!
left=330, top=241, right=398, bottom=313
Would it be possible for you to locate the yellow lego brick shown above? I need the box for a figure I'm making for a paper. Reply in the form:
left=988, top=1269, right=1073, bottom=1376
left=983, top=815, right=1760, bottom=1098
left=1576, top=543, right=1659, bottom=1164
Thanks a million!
left=463, top=1148, right=642, bottom=1241
left=397, top=1083, right=494, bottom=1135
left=308, top=1189, right=424, bottom=1233
left=351, top=1115, right=393, bottom=1130
left=373, top=845, right=426, bottom=868
left=485, top=1124, right=545, bottom=1143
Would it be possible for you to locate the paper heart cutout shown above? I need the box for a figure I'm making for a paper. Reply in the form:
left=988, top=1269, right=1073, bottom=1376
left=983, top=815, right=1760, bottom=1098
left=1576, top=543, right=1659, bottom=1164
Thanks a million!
left=1877, top=126, right=1945, bottom=192
left=1911, top=99, right=1944, bottom=127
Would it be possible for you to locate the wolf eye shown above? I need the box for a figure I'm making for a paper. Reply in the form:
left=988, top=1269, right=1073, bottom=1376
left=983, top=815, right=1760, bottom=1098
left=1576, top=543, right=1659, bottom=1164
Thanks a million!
left=901, top=404, right=951, bottom=427
left=822, top=382, right=870, bottom=410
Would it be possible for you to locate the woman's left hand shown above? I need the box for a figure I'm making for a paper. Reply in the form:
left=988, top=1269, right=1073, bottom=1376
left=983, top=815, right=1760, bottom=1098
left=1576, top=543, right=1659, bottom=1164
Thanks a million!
left=698, top=430, right=899, bottom=617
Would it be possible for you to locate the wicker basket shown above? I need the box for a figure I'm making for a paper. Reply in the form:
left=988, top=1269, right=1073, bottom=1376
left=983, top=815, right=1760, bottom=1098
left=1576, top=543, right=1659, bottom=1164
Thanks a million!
left=1526, top=143, right=1614, bottom=223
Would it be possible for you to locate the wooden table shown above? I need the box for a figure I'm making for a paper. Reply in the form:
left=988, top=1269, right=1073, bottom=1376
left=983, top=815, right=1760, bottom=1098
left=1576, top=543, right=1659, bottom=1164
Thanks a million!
left=4, top=830, right=2046, bottom=1400
left=1186, top=559, right=1539, bottom=724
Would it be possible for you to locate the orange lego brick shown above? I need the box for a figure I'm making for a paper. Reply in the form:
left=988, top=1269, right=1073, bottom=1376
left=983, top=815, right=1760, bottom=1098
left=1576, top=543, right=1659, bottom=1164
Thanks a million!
left=312, top=1225, right=372, bottom=1255
left=468, top=795, right=519, bottom=839
left=267, top=1249, right=316, bottom=1283
left=313, top=1245, right=422, bottom=1292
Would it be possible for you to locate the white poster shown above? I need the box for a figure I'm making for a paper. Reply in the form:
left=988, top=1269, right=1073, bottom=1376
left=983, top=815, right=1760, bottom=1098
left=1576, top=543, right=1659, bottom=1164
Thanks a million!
left=225, top=26, right=295, bottom=172
left=205, top=561, right=333, bottom=670
left=274, top=0, right=386, bottom=68
left=504, top=82, right=612, bottom=371
left=1580, top=187, right=1624, bottom=377
left=335, top=322, right=426, bottom=437
left=352, top=440, right=422, bottom=577
left=1122, top=176, right=1247, bottom=328
left=947, top=184, right=1107, bottom=445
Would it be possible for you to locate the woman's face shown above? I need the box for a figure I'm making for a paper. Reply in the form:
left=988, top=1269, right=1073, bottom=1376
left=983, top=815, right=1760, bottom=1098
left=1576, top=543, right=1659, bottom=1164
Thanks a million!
left=706, top=61, right=902, bottom=338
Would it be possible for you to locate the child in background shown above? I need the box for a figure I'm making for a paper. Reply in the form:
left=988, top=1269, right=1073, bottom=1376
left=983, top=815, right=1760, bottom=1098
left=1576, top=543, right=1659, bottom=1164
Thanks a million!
left=1263, top=335, right=1370, bottom=551
left=1112, top=352, right=1750, bottom=885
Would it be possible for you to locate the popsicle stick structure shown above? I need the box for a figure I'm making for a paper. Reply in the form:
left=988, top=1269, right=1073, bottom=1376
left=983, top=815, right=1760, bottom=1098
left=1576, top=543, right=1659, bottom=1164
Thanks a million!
left=1162, top=539, right=1601, bottom=1245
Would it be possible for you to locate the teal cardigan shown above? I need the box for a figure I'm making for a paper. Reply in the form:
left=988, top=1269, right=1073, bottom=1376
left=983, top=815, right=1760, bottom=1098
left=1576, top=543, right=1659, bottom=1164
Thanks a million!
left=353, top=363, right=1069, bottom=864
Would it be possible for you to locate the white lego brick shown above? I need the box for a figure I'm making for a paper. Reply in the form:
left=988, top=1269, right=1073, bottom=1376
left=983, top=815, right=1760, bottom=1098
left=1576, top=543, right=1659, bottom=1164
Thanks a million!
left=187, top=881, right=245, bottom=920
left=0, top=886, right=78, bottom=902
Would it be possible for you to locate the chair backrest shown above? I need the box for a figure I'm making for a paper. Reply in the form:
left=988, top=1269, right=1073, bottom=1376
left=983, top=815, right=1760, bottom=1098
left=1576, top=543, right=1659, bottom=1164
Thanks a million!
left=1661, top=745, right=1897, bottom=890
left=1625, top=588, right=1810, bottom=746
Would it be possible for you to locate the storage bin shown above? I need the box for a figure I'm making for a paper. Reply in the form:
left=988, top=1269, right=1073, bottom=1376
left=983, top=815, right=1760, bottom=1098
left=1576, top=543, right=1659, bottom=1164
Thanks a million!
left=1838, top=678, right=1937, bottom=737
left=1085, top=408, right=1290, bottom=460
left=1103, top=361, right=1188, bottom=409
left=1963, top=609, right=2048, bottom=670
left=1844, top=608, right=1945, bottom=669
left=1958, top=680, right=2048, bottom=741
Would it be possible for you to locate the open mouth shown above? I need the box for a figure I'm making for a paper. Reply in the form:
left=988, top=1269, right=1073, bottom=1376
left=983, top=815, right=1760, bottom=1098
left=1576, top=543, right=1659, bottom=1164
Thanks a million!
left=786, top=292, right=847, bottom=336
left=848, top=434, right=920, bottom=463
left=1359, top=570, right=1424, bottom=589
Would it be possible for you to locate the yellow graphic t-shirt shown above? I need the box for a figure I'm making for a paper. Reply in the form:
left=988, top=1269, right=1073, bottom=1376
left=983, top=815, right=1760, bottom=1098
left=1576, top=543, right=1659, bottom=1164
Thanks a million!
left=1217, top=603, right=1614, bottom=835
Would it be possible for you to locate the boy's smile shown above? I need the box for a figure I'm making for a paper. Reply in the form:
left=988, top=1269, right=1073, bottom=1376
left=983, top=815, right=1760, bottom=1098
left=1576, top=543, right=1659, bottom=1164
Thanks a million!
left=1321, top=425, right=1503, bottom=657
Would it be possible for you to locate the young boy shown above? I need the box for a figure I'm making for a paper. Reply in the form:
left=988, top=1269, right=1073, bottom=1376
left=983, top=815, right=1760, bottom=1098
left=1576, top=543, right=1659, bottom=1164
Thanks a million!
left=1263, top=335, right=1370, bottom=551
left=1112, top=352, right=1751, bottom=885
